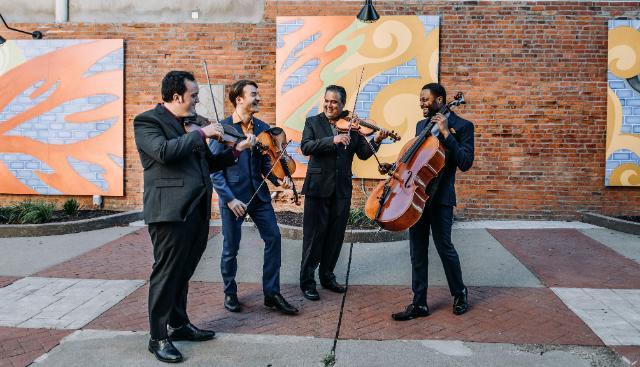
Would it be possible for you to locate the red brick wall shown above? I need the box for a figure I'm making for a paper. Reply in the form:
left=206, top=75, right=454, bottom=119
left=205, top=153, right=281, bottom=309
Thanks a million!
left=1, top=1, right=639, bottom=219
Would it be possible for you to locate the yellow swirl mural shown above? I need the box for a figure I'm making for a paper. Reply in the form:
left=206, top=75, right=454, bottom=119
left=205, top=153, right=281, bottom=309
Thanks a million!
left=606, top=20, right=640, bottom=187
left=276, top=16, right=439, bottom=178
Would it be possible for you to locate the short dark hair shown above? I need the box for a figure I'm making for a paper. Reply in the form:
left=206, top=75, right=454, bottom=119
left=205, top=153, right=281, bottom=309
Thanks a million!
left=325, top=85, right=347, bottom=105
left=229, top=79, right=258, bottom=107
left=421, top=83, right=446, bottom=103
left=161, top=71, right=195, bottom=102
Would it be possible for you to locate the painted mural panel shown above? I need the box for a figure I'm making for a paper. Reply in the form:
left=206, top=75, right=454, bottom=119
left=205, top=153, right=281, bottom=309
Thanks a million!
left=276, top=16, right=439, bottom=178
left=607, top=20, right=640, bottom=186
left=0, top=39, right=124, bottom=195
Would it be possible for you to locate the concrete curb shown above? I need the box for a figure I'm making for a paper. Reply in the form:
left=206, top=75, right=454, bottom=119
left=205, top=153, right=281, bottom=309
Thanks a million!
left=580, top=212, right=640, bottom=235
left=0, top=211, right=144, bottom=238
left=278, top=223, right=408, bottom=243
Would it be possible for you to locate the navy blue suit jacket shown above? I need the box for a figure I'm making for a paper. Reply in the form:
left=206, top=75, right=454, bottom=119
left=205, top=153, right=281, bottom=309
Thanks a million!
left=209, top=117, right=280, bottom=206
left=416, top=111, right=474, bottom=206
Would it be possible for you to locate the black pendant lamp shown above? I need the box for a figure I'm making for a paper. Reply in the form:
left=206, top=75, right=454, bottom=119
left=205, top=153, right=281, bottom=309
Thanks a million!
left=0, top=12, right=43, bottom=45
left=357, top=0, right=380, bottom=23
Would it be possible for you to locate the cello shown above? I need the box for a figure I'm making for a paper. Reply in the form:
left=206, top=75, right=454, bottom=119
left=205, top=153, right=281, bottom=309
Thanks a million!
left=364, top=92, right=466, bottom=231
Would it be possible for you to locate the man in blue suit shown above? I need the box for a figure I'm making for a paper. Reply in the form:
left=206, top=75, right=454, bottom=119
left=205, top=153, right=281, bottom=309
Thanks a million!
left=209, top=79, right=298, bottom=315
left=392, top=83, right=474, bottom=321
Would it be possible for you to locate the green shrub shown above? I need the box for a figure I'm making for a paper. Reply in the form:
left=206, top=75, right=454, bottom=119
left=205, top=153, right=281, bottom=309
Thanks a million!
left=63, top=198, right=80, bottom=216
left=0, top=201, right=54, bottom=224
left=347, top=207, right=375, bottom=227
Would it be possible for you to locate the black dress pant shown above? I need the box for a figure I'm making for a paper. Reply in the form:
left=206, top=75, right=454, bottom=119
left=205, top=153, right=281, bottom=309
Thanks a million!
left=300, top=195, right=350, bottom=290
left=147, top=197, right=209, bottom=339
left=408, top=203, right=465, bottom=306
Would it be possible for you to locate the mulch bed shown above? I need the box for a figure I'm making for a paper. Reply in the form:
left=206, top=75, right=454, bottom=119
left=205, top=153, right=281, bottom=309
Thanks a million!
left=247, top=210, right=379, bottom=230
left=48, top=210, right=121, bottom=223
left=616, top=216, right=640, bottom=223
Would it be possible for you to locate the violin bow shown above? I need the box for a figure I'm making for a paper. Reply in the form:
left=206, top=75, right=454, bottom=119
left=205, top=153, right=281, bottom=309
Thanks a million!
left=351, top=66, right=387, bottom=171
left=202, top=60, right=221, bottom=124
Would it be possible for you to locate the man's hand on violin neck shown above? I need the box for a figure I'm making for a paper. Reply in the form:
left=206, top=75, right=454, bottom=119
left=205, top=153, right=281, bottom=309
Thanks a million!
left=333, top=134, right=350, bottom=146
left=202, top=122, right=224, bottom=140
left=236, top=134, right=256, bottom=151
left=279, top=176, right=293, bottom=190
left=228, top=199, right=247, bottom=218
left=374, top=129, right=390, bottom=144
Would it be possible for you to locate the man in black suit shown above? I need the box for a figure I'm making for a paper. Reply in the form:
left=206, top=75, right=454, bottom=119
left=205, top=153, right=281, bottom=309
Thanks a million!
left=392, top=83, right=474, bottom=321
left=134, top=71, right=253, bottom=363
left=299, top=85, right=389, bottom=301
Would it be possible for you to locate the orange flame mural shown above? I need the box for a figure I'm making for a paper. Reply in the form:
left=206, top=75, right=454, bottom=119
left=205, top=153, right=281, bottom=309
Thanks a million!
left=0, top=39, right=124, bottom=195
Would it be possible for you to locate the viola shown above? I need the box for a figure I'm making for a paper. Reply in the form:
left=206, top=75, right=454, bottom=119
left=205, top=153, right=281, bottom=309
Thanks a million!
left=255, top=127, right=300, bottom=205
left=334, top=111, right=401, bottom=142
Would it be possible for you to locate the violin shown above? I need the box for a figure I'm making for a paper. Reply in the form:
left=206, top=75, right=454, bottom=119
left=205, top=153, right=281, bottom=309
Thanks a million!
left=183, top=114, right=247, bottom=145
left=255, top=127, right=300, bottom=205
left=334, top=111, right=401, bottom=142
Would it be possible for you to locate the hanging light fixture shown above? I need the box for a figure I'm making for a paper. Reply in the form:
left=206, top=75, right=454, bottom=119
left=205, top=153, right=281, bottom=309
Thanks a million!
left=0, top=13, right=43, bottom=42
left=356, top=0, right=380, bottom=23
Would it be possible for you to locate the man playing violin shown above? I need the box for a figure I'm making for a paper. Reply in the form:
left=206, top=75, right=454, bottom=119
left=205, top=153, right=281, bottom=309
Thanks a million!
left=134, top=71, right=255, bottom=363
left=299, top=85, right=390, bottom=301
left=209, top=79, right=299, bottom=315
left=392, top=83, right=474, bottom=321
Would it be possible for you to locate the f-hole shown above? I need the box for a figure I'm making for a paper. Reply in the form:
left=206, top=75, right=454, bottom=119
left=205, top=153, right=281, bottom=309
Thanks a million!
left=404, top=171, right=413, bottom=189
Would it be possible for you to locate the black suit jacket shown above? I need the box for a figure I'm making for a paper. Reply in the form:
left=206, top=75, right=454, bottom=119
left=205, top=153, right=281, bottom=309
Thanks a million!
left=134, top=104, right=236, bottom=223
left=301, top=113, right=380, bottom=198
left=416, top=111, right=474, bottom=206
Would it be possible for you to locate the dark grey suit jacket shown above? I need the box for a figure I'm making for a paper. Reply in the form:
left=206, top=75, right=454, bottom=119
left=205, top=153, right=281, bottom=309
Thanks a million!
left=300, top=113, right=380, bottom=198
left=134, top=104, right=236, bottom=223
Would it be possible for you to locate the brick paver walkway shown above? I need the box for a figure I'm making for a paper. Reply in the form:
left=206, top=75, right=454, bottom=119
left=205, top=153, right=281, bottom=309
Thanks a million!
left=0, top=327, right=71, bottom=367
left=1, top=225, right=638, bottom=366
left=488, top=229, right=640, bottom=288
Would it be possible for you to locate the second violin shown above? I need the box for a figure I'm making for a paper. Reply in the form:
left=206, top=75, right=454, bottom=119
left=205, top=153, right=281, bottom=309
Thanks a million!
left=255, top=127, right=300, bottom=205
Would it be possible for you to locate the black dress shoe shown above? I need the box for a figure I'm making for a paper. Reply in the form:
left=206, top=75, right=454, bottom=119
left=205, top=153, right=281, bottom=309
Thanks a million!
left=301, top=288, right=320, bottom=301
left=168, top=323, right=215, bottom=342
left=391, top=304, right=430, bottom=321
left=224, top=294, right=242, bottom=313
left=453, top=287, right=469, bottom=315
left=148, top=338, right=183, bottom=363
left=265, top=293, right=299, bottom=315
left=321, top=278, right=346, bottom=293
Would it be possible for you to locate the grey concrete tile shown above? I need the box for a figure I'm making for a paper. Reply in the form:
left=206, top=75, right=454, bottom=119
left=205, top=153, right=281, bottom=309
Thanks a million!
left=0, top=277, right=144, bottom=329
left=0, top=226, right=139, bottom=276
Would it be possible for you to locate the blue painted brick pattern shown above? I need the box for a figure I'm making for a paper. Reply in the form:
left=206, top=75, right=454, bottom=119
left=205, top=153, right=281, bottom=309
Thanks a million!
left=606, top=21, right=640, bottom=185
left=276, top=19, right=303, bottom=49
left=109, top=154, right=124, bottom=168
left=67, top=157, right=108, bottom=192
left=0, top=154, right=61, bottom=195
left=16, top=40, right=92, bottom=61
left=5, top=99, right=118, bottom=145
left=282, top=58, right=320, bottom=93
left=281, top=32, right=320, bottom=72
left=84, top=47, right=124, bottom=78
left=354, top=58, right=419, bottom=118
left=0, top=80, right=55, bottom=123
left=286, top=141, right=308, bottom=165
left=605, top=149, right=640, bottom=186
left=418, top=15, right=440, bottom=37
